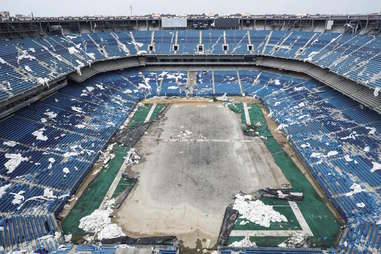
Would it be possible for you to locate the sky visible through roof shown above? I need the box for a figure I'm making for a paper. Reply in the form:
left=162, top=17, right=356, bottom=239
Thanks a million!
left=2, top=0, right=381, bottom=17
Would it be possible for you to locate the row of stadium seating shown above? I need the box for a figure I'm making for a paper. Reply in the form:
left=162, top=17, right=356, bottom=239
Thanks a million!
left=0, top=68, right=379, bottom=252
left=1, top=30, right=381, bottom=104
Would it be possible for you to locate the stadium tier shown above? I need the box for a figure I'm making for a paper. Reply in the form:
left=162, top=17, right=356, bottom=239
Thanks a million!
left=0, top=29, right=380, bottom=253
left=0, top=30, right=381, bottom=103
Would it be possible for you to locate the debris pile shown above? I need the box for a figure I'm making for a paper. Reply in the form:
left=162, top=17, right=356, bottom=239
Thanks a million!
left=79, top=199, right=125, bottom=241
left=278, top=232, right=308, bottom=248
left=232, top=193, right=288, bottom=228
left=229, top=236, right=257, bottom=248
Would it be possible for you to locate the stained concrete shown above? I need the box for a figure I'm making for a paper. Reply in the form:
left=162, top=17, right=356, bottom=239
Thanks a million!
left=115, top=103, right=289, bottom=248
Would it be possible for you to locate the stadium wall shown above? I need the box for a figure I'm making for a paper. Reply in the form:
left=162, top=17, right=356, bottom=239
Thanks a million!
left=1, top=14, right=381, bottom=37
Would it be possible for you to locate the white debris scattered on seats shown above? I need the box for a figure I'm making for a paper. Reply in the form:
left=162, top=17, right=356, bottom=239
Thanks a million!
left=167, top=86, right=178, bottom=90
left=79, top=199, right=125, bottom=240
left=310, top=152, right=322, bottom=158
left=37, top=77, right=50, bottom=86
left=371, top=161, right=381, bottom=173
left=10, top=191, right=25, bottom=205
left=364, top=146, right=370, bottom=152
left=63, top=167, right=70, bottom=175
left=137, top=83, right=150, bottom=90
left=43, top=188, right=56, bottom=199
left=106, top=121, right=116, bottom=127
left=71, top=106, right=84, bottom=113
left=40, top=118, right=47, bottom=123
left=76, top=60, right=85, bottom=67
left=298, top=102, right=305, bottom=108
left=345, top=183, right=366, bottom=196
left=340, top=131, right=358, bottom=140
left=111, top=33, right=130, bottom=54
left=68, top=47, right=79, bottom=54
left=75, top=65, right=82, bottom=75
left=304, top=51, right=318, bottom=62
left=137, top=50, right=147, bottom=55
left=75, top=124, right=86, bottom=129
left=65, top=35, right=78, bottom=40
left=0, top=57, right=7, bottom=64
left=44, top=111, right=57, bottom=119
left=17, top=49, right=36, bottom=63
left=365, top=127, right=376, bottom=135
left=232, top=193, right=287, bottom=228
left=273, top=79, right=281, bottom=85
left=29, top=48, right=35, bottom=53
left=294, top=87, right=304, bottom=92
left=374, top=87, right=380, bottom=97
left=356, top=202, right=365, bottom=208
left=0, top=184, right=11, bottom=199
left=132, top=41, right=144, bottom=48
left=3, top=140, right=17, bottom=147
left=327, top=151, right=338, bottom=157
left=4, top=153, right=29, bottom=174
left=32, top=128, right=48, bottom=141
left=300, top=143, right=310, bottom=149
left=96, top=84, right=105, bottom=90
left=48, top=157, right=55, bottom=169
left=274, top=101, right=280, bottom=106
left=344, top=155, right=353, bottom=162
left=0, top=81, right=13, bottom=96
left=24, top=65, right=32, bottom=72
left=229, top=236, right=256, bottom=248
left=86, top=52, right=96, bottom=60
left=86, top=86, right=94, bottom=92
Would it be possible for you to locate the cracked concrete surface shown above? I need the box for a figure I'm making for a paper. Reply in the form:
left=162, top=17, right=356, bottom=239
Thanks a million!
left=115, top=103, right=289, bottom=248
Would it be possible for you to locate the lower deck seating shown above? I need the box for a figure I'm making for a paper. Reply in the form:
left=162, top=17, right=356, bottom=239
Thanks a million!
left=0, top=68, right=380, bottom=253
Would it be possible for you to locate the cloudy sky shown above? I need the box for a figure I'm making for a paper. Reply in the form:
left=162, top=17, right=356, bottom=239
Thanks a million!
left=2, top=0, right=381, bottom=17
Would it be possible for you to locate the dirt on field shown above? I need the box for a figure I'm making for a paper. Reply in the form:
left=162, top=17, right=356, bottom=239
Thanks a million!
left=114, top=103, right=289, bottom=248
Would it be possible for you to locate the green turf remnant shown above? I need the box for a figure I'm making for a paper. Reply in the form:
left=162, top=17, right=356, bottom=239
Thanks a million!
left=112, top=176, right=136, bottom=199
left=128, top=104, right=152, bottom=128
left=128, top=103, right=165, bottom=128
left=61, top=144, right=129, bottom=241
left=227, top=103, right=340, bottom=248
left=151, top=104, right=166, bottom=120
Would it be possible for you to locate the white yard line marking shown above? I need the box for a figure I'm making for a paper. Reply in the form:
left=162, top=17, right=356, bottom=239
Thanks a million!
left=230, top=230, right=305, bottom=237
left=144, top=104, right=157, bottom=123
left=243, top=102, right=251, bottom=126
left=100, top=150, right=131, bottom=208
left=100, top=105, right=139, bottom=208
left=230, top=201, right=313, bottom=237
left=289, top=201, right=313, bottom=236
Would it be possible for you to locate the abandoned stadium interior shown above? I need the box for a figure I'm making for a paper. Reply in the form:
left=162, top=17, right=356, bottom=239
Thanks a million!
left=0, top=14, right=380, bottom=254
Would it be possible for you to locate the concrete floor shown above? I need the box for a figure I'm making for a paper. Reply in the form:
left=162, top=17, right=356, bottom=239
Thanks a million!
left=115, top=103, right=289, bottom=248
